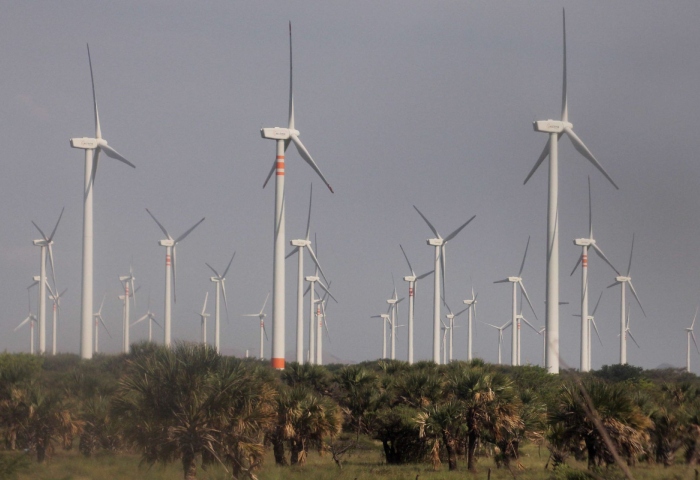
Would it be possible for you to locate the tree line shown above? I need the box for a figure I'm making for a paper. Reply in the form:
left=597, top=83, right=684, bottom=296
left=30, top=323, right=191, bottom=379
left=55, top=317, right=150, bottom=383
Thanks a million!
left=1, top=343, right=700, bottom=479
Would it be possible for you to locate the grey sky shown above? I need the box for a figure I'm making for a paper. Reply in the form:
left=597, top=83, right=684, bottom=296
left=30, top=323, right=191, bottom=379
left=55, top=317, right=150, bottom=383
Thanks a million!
left=2, top=2, right=700, bottom=370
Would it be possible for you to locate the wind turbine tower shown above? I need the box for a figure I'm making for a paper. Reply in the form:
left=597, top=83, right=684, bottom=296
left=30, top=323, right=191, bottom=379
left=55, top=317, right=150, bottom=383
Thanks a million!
left=206, top=252, right=234, bottom=353
left=399, top=245, right=432, bottom=364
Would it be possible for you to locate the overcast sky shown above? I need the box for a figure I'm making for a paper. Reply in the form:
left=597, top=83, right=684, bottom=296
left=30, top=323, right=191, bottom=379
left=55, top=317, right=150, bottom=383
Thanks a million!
left=2, top=1, right=700, bottom=370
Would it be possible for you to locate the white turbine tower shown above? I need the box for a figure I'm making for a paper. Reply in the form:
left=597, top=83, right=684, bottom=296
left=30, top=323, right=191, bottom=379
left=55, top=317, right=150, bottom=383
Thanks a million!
left=570, top=178, right=618, bottom=372
left=206, top=252, right=234, bottom=353
left=133, top=296, right=160, bottom=343
left=15, top=286, right=38, bottom=354
left=462, top=288, right=478, bottom=361
left=119, top=267, right=136, bottom=354
left=572, top=291, right=605, bottom=370
left=399, top=244, right=433, bottom=364
left=93, top=295, right=110, bottom=353
left=607, top=235, right=645, bottom=365
left=494, top=237, right=538, bottom=366
left=304, top=264, right=334, bottom=364
left=370, top=313, right=391, bottom=359
left=413, top=206, right=475, bottom=364
left=288, top=185, right=327, bottom=364
left=46, top=283, right=67, bottom=356
left=242, top=293, right=270, bottom=360
left=146, top=209, right=205, bottom=347
left=621, top=306, right=641, bottom=362
left=515, top=297, right=540, bottom=366
left=196, top=292, right=210, bottom=344
left=526, top=10, right=618, bottom=373
left=686, top=306, right=700, bottom=373
left=260, top=23, right=333, bottom=370
left=70, top=45, right=135, bottom=359
left=386, top=281, right=405, bottom=361
left=444, top=300, right=469, bottom=363
left=483, top=321, right=511, bottom=365
left=314, top=296, right=333, bottom=366
left=31, top=208, right=63, bottom=355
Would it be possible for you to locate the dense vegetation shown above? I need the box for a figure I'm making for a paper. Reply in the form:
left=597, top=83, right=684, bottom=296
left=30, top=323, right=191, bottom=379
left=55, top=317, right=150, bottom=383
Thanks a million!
left=2, top=344, right=700, bottom=479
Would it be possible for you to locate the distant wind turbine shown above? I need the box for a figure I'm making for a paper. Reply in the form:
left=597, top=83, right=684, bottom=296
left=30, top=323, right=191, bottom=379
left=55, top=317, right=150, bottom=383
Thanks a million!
left=46, top=283, right=67, bottom=356
left=462, top=288, right=478, bottom=361
left=196, top=292, right=210, bottom=344
left=242, top=293, right=270, bottom=359
left=399, top=244, right=433, bottom=364
left=93, top=294, right=110, bottom=353
left=483, top=321, right=511, bottom=365
left=686, top=306, right=700, bottom=373
left=206, top=252, right=234, bottom=353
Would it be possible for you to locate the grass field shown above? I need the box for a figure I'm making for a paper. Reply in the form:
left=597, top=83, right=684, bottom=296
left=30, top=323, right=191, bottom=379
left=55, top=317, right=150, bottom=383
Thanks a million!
left=7, top=442, right=700, bottom=480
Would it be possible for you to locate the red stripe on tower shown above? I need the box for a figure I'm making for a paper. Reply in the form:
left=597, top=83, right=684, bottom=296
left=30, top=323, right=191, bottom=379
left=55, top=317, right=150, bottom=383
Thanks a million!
left=166, top=255, right=171, bottom=266
left=582, top=254, right=588, bottom=267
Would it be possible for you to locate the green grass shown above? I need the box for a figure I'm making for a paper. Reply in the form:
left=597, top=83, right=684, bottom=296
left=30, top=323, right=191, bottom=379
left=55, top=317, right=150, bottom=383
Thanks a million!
left=9, top=443, right=700, bottom=480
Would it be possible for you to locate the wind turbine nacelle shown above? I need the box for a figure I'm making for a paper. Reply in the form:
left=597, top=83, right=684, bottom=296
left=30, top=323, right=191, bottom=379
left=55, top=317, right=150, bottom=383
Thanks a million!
left=210, top=277, right=219, bottom=282
left=32, top=239, right=46, bottom=246
left=305, top=276, right=319, bottom=282
left=159, top=239, right=174, bottom=247
left=260, top=127, right=291, bottom=140
left=404, top=276, right=416, bottom=282
left=387, top=299, right=397, bottom=305
left=508, top=276, right=521, bottom=282
left=533, top=120, right=569, bottom=133
left=427, top=238, right=443, bottom=246
left=33, top=275, right=41, bottom=282
left=119, top=276, right=130, bottom=282
left=574, top=238, right=593, bottom=246
left=616, top=276, right=631, bottom=282
left=290, top=239, right=309, bottom=247
left=70, top=137, right=98, bottom=149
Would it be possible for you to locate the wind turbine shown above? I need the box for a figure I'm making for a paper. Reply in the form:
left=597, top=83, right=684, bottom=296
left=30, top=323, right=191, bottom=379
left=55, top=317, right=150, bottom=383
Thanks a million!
left=494, top=237, right=538, bottom=366
left=607, top=235, right=645, bottom=365
left=206, top=252, right=234, bottom=353
left=570, top=178, right=618, bottom=372
left=196, top=292, right=210, bottom=344
left=483, top=321, right=511, bottom=365
left=314, top=295, right=333, bottom=366
left=304, top=267, right=335, bottom=364
left=370, top=313, right=391, bottom=359
left=621, top=306, right=641, bottom=362
left=31, top=207, right=63, bottom=355
left=444, top=300, right=469, bottom=363
left=16, top=285, right=38, bottom=354
left=93, top=294, right=110, bottom=353
left=538, top=326, right=546, bottom=367
left=462, top=288, right=478, bottom=361
left=440, top=320, right=450, bottom=365
left=119, top=267, right=136, bottom=354
left=146, top=209, right=205, bottom=347
left=288, top=185, right=327, bottom=364
left=133, top=295, right=160, bottom=343
left=399, top=244, right=433, bottom=364
left=46, top=284, right=67, bottom=356
left=573, top=291, right=605, bottom=370
left=413, top=205, right=476, bottom=363
left=70, top=45, right=135, bottom=359
left=526, top=10, right=618, bottom=374
left=242, top=293, right=270, bottom=359
left=686, top=306, right=700, bottom=373
left=386, top=280, right=405, bottom=361
left=260, top=23, right=333, bottom=370
left=515, top=298, right=540, bottom=366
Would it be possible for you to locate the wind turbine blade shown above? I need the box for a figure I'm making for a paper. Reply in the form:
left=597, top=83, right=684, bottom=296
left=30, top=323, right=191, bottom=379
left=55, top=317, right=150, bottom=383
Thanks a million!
left=413, top=205, right=439, bottom=238
left=305, top=184, right=312, bottom=241
left=205, top=263, right=220, bottom=278
left=519, top=280, right=538, bottom=321
left=201, top=292, right=209, bottom=315
left=626, top=233, right=635, bottom=276
left=101, top=144, right=135, bottom=168
left=27, top=280, right=39, bottom=290
left=591, top=291, right=604, bottom=316
left=591, top=243, right=620, bottom=275
left=222, top=251, right=236, bottom=279
left=14, top=316, right=31, bottom=331
left=591, top=318, right=603, bottom=347
left=627, top=280, right=646, bottom=317
left=692, top=305, right=699, bottom=330
left=587, top=176, right=592, bottom=238
left=87, top=44, right=101, bottom=139
left=627, top=330, right=641, bottom=348
left=153, top=317, right=162, bottom=329
left=45, top=281, right=56, bottom=299
left=399, top=244, right=415, bottom=276
left=47, top=244, right=57, bottom=292
left=561, top=8, right=568, bottom=123
left=521, top=316, right=539, bottom=333
left=131, top=278, right=137, bottom=308
left=260, top=292, right=271, bottom=314
left=31, top=221, right=48, bottom=240
left=493, top=279, right=510, bottom=284
left=483, top=322, right=500, bottom=330
left=262, top=158, right=276, bottom=189
left=518, top=236, right=531, bottom=277
left=417, top=270, right=434, bottom=281
left=563, top=126, right=618, bottom=190
left=317, top=280, right=338, bottom=304
left=285, top=247, right=300, bottom=260
left=175, top=217, right=205, bottom=243
left=99, top=316, right=112, bottom=338
left=221, top=281, right=230, bottom=322
left=570, top=254, right=582, bottom=277
left=288, top=21, right=294, bottom=131
left=607, top=281, right=621, bottom=289
left=132, top=314, right=148, bottom=327
left=289, top=134, right=333, bottom=193
left=242, top=314, right=259, bottom=317
left=693, top=331, right=700, bottom=354
left=306, top=245, right=329, bottom=285
left=145, top=209, right=171, bottom=239
left=263, top=322, right=269, bottom=341
left=455, top=306, right=469, bottom=317
left=440, top=245, right=446, bottom=303
left=303, top=282, right=311, bottom=297
left=98, top=294, right=106, bottom=314
left=523, top=135, right=559, bottom=185
left=444, top=215, right=476, bottom=243
left=323, top=317, right=331, bottom=344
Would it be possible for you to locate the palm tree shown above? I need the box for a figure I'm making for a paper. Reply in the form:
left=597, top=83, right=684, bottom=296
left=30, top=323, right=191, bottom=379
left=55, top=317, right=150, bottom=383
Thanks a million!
left=550, top=379, right=651, bottom=469
left=112, top=343, right=276, bottom=480
left=416, top=400, right=465, bottom=470
left=281, top=362, right=331, bottom=396
left=334, top=365, right=379, bottom=438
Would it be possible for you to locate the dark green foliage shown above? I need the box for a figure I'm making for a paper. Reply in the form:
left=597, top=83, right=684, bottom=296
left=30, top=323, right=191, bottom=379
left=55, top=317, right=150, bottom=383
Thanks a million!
left=593, top=364, right=644, bottom=383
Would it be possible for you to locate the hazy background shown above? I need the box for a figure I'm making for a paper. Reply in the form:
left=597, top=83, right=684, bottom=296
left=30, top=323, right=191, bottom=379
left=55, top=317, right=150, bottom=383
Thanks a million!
left=1, top=1, right=699, bottom=370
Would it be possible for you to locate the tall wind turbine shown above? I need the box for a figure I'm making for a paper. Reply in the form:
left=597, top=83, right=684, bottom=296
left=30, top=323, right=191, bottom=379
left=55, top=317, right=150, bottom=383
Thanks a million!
left=133, top=295, right=160, bottom=343
left=206, top=252, right=234, bottom=353
left=242, top=293, right=270, bottom=359
left=462, top=288, right=478, bottom=361
left=46, top=283, right=67, bottom=356
left=70, top=45, right=135, bottom=359
left=196, top=292, right=210, bottom=344
left=370, top=313, right=391, bottom=359
left=413, top=206, right=475, bottom=363
left=260, top=23, right=333, bottom=370
left=146, top=209, right=205, bottom=347
left=119, top=267, right=136, bottom=354
left=573, top=290, right=605, bottom=370
left=526, top=10, right=618, bottom=373
left=570, top=178, right=618, bottom=372
left=686, top=306, right=700, bottom=373
left=288, top=185, right=327, bottom=364
left=607, top=235, right=645, bottom=365
left=93, top=294, right=110, bottom=353
left=399, top=244, right=433, bottom=364
left=494, top=237, right=538, bottom=366
left=484, top=321, right=511, bottom=365
left=31, top=208, right=63, bottom=354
